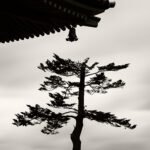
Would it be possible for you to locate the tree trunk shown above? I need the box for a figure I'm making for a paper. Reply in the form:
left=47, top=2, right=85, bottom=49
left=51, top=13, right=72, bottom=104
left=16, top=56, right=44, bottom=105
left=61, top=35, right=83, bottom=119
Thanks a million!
left=71, top=117, right=83, bottom=150
left=71, top=64, right=85, bottom=150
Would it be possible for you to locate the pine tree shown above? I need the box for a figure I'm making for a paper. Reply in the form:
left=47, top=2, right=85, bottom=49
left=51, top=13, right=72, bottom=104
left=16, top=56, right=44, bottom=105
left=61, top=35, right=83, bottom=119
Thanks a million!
left=13, top=54, right=136, bottom=150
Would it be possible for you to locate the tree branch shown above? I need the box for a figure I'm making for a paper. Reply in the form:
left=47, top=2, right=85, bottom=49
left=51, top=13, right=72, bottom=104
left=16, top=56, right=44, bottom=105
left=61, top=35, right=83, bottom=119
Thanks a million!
left=86, top=70, right=100, bottom=77
left=85, top=110, right=136, bottom=129
left=62, top=111, right=78, bottom=115
left=64, top=115, right=76, bottom=119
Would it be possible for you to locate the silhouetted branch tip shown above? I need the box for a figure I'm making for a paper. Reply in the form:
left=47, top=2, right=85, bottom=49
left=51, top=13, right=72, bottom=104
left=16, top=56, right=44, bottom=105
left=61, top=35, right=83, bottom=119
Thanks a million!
left=85, top=110, right=136, bottom=130
left=98, top=63, right=129, bottom=72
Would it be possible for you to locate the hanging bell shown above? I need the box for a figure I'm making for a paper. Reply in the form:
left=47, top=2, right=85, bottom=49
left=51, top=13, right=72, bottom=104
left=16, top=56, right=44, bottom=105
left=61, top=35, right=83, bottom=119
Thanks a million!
left=66, top=27, right=78, bottom=42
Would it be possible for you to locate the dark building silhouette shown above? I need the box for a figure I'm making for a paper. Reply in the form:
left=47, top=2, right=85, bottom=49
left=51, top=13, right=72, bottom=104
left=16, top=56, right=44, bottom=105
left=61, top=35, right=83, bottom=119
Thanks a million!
left=0, top=0, right=115, bottom=43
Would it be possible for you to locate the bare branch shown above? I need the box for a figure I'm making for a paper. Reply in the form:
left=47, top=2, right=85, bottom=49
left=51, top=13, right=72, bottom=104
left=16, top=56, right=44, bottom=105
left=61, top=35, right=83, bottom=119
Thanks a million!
left=86, top=70, right=100, bottom=77
left=62, top=111, right=78, bottom=115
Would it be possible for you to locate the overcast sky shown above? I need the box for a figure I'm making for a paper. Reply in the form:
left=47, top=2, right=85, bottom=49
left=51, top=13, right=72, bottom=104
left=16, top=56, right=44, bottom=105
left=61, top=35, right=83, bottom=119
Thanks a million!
left=0, top=0, right=150, bottom=150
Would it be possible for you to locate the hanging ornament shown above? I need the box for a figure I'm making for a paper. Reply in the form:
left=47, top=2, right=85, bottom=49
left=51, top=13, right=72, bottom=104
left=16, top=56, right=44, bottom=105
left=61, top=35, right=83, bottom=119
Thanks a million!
left=66, top=26, right=78, bottom=42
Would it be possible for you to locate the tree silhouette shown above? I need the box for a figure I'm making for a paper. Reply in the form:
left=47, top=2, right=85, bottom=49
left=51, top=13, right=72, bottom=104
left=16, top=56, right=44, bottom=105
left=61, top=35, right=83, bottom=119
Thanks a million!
left=13, top=54, right=136, bottom=150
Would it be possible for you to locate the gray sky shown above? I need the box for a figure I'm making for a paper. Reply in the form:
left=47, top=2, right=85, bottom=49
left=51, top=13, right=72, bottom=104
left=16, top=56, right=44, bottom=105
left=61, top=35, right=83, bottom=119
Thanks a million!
left=0, top=0, right=150, bottom=150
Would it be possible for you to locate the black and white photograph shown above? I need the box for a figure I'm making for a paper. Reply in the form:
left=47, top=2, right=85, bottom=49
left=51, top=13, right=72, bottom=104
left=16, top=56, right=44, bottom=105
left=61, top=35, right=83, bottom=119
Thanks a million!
left=0, top=0, right=150, bottom=150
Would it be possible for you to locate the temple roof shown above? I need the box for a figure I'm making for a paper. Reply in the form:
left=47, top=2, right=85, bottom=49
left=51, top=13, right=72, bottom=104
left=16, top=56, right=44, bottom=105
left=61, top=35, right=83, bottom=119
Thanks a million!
left=0, top=0, right=115, bottom=43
